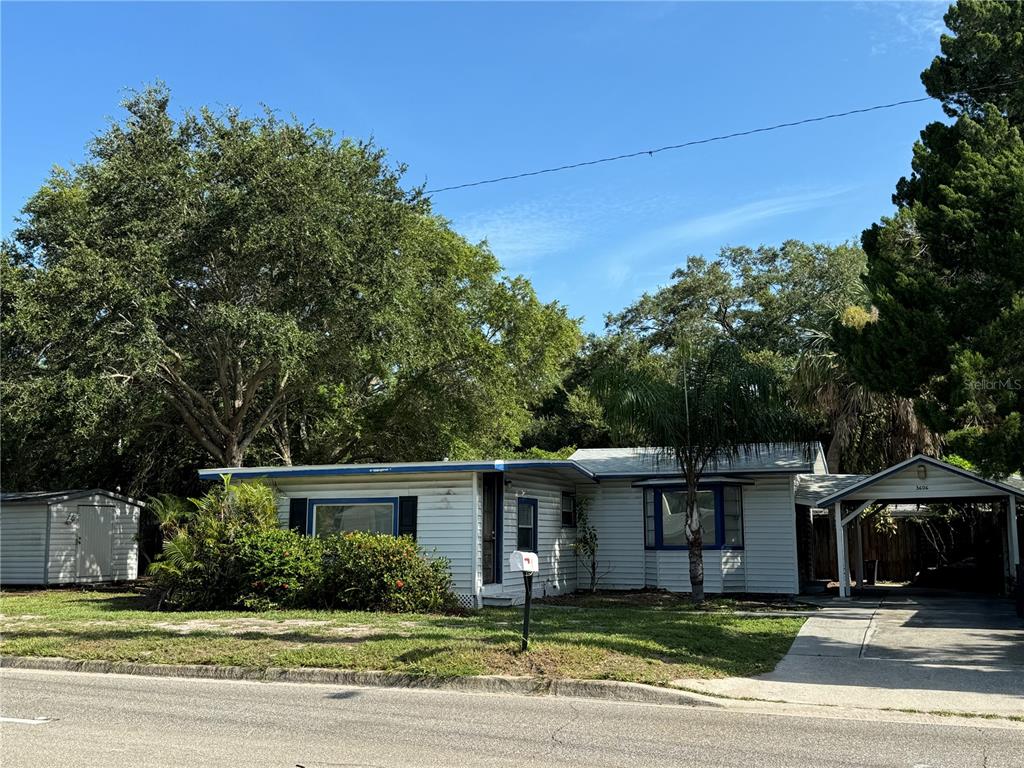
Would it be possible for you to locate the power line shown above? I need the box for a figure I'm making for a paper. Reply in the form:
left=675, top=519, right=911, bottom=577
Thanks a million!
left=425, top=96, right=934, bottom=194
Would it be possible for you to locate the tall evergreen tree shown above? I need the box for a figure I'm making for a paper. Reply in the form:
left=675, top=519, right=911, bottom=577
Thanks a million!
left=840, top=1, right=1024, bottom=475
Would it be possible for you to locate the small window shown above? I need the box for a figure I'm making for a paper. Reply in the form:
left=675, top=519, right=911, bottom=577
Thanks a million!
left=312, top=501, right=394, bottom=537
left=643, top=488, right=656, bottom=547
left=517, top=498, right=537, bottom=551
left=561, top=492, right=576, bottom=527
left=723, top=486, right=744, bottom=547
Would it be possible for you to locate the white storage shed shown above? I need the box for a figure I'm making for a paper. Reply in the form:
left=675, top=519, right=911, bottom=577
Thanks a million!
left=0, top=489, right=143, bottom=585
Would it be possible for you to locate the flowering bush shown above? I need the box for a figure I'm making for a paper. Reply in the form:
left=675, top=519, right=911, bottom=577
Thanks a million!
left=306, top=531, right=457, bottom=613
left=231, top=527, right=318, bottom=610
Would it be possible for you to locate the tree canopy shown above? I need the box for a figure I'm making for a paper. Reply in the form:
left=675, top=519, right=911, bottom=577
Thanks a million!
left=2, top=86, right=580, bottom=492
left=608, top=241, right=867, bottom=363
left=840, top=1, right=1024, bottom=476
left=591, top=334, right=807, bottom=602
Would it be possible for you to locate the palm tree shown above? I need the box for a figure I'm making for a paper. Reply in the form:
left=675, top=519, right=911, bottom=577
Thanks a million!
left=791, top=327, right=937, bottom=472
left=592, top=336, right=807, bottom=602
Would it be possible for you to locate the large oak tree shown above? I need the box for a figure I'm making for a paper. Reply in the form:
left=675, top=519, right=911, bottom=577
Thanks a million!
left=2, top=86, right=579, bottom=490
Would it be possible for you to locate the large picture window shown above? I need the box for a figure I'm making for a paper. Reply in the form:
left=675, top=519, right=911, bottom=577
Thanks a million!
left=310, top=498, right=397, bottom=537
left=642, top=486, right=744, bottom=550
left=661, top=490, right=715, bottom=546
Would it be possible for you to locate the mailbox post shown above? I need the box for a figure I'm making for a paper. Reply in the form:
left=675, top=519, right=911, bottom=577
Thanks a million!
left=509, top=550, right=539, bottom=652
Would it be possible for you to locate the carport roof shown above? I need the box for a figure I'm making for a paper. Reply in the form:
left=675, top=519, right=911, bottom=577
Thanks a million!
left=813, top=455, right=1024, bottom=508
left=794, top=474, right=867, bottom=507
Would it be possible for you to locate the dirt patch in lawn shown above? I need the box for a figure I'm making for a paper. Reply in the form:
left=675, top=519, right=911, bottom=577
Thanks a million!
left=148, top=618, right=389, bottom=639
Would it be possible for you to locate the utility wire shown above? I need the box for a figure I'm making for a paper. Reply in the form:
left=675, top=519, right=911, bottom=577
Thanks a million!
left=425, top=97, right=933, bottom=194
left=426, top=75, right=1024, bottom=194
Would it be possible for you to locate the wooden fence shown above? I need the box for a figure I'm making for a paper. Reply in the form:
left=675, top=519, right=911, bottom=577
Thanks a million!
left=810, top=509, right=1005, bottom=584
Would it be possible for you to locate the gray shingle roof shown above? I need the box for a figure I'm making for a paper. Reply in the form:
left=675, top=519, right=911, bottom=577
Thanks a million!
left=569, top=443, right=823, bottom=477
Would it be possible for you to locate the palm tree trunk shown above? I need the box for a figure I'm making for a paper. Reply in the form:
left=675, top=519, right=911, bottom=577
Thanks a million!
left=687, top=486, right=705, bottom=603
left=688, top=532, right=705, bottom=602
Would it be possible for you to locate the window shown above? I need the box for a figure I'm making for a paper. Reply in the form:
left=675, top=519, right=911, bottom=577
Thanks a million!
left=723, top=486, right=744, bottom=547
left=661, top=490, right=716, bottom=546
left=311, top=499, right=396, bottom=537
left=643, top=485, right=744, bottom=549
left=561, top=492, right=576, bottom=527
left=643, top=488, right=656, bottom=547
left=517, top=497, right=537, bottom=552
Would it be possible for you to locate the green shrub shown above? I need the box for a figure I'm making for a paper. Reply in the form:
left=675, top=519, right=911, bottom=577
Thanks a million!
left=149, top=478, right=284, bottom=609
left=231, top=527, right=318, bottom=610
left=308, top=532, right=457, bottom=613
left=150, top=479, right=457, bottom=614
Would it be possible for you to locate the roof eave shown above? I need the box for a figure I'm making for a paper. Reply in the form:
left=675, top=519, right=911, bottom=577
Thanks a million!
left=815, top=454, right=1024, bottom=507
left=198, top=460, right=599, bottom=483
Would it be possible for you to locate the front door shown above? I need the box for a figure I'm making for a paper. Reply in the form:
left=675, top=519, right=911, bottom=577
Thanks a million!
left=482, top=473, right=502, bottom=584
left=76, top=505, right=113, bottom=580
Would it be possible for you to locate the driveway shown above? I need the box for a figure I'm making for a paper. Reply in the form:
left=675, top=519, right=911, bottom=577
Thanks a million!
left=682, top=595, right=1024, bottom=716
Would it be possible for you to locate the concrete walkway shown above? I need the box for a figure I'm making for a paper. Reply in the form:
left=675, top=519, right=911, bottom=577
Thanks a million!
left=679, top=595, right=1024, bottom=716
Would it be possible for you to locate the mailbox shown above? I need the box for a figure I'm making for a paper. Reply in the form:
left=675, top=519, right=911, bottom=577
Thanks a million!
left=509, top=550, right=539, bottom=574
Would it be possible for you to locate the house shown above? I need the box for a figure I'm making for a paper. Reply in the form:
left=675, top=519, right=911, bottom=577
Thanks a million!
left=197, top=443, right=830, bottom=606
left=0, top=489, right=144, bottom=586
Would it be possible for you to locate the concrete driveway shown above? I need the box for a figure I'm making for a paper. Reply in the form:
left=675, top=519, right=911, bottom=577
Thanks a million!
left=683, top=595, right=1024, bottom=716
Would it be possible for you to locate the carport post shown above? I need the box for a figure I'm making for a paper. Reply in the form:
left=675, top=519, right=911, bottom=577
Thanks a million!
left=1009, top=494, right=1020, bottom=572
left=854, top=519, right=865, bottom=589
left=834, top=503, right=849, bottom=599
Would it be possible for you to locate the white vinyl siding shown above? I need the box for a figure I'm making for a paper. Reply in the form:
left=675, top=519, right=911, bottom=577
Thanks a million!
left=270, top=473, right=476, bottom=596
left=741, top=476, right=799, bottom=594
left=1, top=493, right=141, bottom=586
left=841, top=463, right=1006, bottom=501
left=46, top=496, right=140, bottom=584
left=578, top=479, right=793, bottom=595
left=0, top=504, right=47, bottom=584
left=722, top=549, right=746, bottom=591
left=110, top=502, right=141, bottom=581
left=575, top=479, right=645, bottom=590
left=498, top=470, right=578, bottom=601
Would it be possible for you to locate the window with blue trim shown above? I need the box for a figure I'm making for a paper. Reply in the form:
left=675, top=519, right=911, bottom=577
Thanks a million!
left=642, top=485, right=744, bottom=549
left=309, top=498, right=398, bottom=537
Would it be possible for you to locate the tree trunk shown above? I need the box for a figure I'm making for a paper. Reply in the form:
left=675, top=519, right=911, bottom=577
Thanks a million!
left=687, top=486, right=705, bottom=603
left=590, top=556, right=597, bottom=593
left=688, top=532, right=705, bottom=603
left=224, top=437, right=244, bottom=468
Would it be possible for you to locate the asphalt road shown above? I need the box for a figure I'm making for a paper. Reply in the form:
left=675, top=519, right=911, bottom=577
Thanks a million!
left=1, top=669, right=1021, bottom=767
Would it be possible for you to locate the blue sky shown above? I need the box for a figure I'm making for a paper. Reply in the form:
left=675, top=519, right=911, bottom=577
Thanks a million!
left=2, top=1, right=950, bottom=332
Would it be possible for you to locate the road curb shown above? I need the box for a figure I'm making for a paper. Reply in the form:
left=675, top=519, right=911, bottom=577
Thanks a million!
left=1, top=655, right=723, bottom=708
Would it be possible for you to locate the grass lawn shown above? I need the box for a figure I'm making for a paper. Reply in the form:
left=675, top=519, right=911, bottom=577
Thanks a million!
left=0, top=589, right=804, bottom=686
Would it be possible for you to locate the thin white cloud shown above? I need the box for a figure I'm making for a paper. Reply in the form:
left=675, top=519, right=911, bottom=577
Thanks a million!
left=456, top=201, right=585, bottom=268
left=453, top=187, right=688, bottom=270
left=856, top=1, right=947, bottom=56
left=602, top=186, right=853, bottom=283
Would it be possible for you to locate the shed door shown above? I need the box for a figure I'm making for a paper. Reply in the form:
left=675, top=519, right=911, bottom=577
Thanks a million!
left=76, top=505, right=114, bottom=580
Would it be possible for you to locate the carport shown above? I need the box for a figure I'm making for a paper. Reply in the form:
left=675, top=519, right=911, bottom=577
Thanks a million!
left=810, top=455, right=1022, bottom=599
